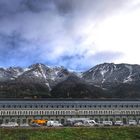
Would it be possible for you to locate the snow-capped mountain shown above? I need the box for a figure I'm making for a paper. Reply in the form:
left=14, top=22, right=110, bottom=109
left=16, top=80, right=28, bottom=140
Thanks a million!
left=0, top=63, right=73, bottom=89
left=1, top=63, right=140, bottom=99
left=0, top=67, right=24, bottom=81
left=17, top=63, right=72, bottom=90
left=1, top=63, right=140, bottom=88
left=82, top=63, right=140, bottom=86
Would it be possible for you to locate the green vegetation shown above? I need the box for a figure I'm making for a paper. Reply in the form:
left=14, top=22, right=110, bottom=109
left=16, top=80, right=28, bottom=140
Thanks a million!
left=0, top=127, right=140, bottom=140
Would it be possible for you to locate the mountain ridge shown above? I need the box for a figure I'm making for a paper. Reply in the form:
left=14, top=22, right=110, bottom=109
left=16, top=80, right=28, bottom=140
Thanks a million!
left=0, top=62, right=140, bottom=99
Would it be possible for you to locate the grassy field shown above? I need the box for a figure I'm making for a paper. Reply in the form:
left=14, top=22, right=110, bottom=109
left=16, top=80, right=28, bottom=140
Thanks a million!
left=0, top=127, right=140, bottom=140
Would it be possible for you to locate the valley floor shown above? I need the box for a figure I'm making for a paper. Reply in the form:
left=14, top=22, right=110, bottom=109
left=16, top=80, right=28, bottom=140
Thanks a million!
left=0, top=127, right=140, bottom=140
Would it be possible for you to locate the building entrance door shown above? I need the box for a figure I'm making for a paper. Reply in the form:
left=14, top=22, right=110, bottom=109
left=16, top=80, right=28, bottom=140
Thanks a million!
left=0, top=119, right=2, bottom=124
left=123, top=118, right=127, bottom=124
left=61, top=119, right=65, bottom=124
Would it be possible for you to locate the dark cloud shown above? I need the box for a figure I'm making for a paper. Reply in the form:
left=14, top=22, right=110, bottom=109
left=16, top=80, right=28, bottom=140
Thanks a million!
left=0, top=0, right=134, bottom=70
left=0, top=0, right=127, bottom=17
left=0, top=32, right=41, bottom=67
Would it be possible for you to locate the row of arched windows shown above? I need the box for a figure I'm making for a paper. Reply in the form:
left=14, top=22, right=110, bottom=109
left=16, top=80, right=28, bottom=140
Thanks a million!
left=0, top=110, right=140, bottom=116
left=0, top=104, right=140, bottom=109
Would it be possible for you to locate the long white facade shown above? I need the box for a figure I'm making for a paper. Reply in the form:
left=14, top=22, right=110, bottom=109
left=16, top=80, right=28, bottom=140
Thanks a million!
left=0, top=99, right=140, bottom=124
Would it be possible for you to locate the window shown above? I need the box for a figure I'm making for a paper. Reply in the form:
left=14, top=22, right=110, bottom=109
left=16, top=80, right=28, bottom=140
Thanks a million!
left=131, top=111, right=135, bottom=114
left=121, top=111, right=125, bottom=114
left=84, top=111, right=87, bottom=115
left=1, top=111, right=5, bottom=115
left=108, top=105, right=111, bottom=108
left=109, top=111, right=112, bottom=114
left=12, top=111, right=15, bottom=115
left=99, top=111, right=101, bottom=114
left=126, top=111, right=130, bottom=114
left=8, top=105, right=11, bottom=108
left=94, top=111, right=98, bottom=114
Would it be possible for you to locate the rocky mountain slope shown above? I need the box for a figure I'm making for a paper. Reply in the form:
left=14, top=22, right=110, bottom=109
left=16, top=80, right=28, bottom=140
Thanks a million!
left=0, top=63, right=140, bottom=98
left=82, top=63, right=140, bottom=86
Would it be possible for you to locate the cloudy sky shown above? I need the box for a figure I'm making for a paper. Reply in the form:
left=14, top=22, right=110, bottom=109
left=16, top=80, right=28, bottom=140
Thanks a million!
left=0, top=0, right=140, bottom=71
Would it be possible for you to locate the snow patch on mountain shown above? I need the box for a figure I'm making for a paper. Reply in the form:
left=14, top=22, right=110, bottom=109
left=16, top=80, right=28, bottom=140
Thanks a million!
left=123, top=65, right=133, bottom=83
left=100, top=69, right=107, bottom=77
left=38, top=64, right=47, bottom=79
left=23, top=68, right=31, bottom=72
left=125, top=64, right=133, bottom=75
left=45, top=82, right=51, bottom=90
left=32, top=71, right=43, bottom=78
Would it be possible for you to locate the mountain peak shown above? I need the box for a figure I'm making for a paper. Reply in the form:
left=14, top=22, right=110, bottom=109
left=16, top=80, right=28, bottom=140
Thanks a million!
left=1, top=62, right=140, bottom=87
left=82, top=63, right=140, bottom=86
left=1, top=62, right=140, bottom=98
left=28, top=63, right=49, bottom=69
